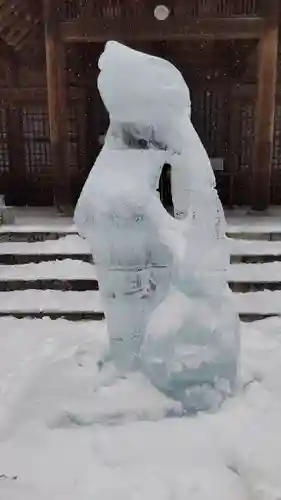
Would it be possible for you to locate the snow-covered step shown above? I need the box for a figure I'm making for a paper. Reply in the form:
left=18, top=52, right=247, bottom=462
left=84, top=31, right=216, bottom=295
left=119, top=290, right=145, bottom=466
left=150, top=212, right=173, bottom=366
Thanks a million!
left=0, top=290, right=104, bottom=321
left=0, top=223, right=76, bottom=234
left=234, top=290, right=281, bottom=321
left=0, top=260, right=97, bottom=280
left=0, top=252, right=92, bottom=265
left=0, top=235, right=87, bottom=254
left=0, top=288, right=279, bottom=322
left=229, top=239, right=281, bottom=263
left=0, top=235, right=91, bottom=264
left=228, top=262, right=281, bottom=291
left=0, top=260, right=98, bottom=291
left=0, top=225, right=77, bottom=243
left=227, top=224, right=281, bottom=241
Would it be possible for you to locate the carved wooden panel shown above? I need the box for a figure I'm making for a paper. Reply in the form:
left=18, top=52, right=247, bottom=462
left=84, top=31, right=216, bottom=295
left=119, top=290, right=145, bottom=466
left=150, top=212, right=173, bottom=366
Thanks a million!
left=191, top=86, right=229, bottom=160
left=61, top=0, right=260, bottom=20
left=21, top=104, right=52, bottom=204
left=230, top=96, right=254, bottom=205
left=0, top=86, right=86, bottom=206
left=20, top=101, right=85, bottom=205
left=239, top=104, right=254, bottom=170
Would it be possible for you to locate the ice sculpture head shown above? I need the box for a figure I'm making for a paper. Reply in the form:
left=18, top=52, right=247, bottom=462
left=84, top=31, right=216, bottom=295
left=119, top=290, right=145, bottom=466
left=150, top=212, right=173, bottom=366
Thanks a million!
left=98, top=41, right=191, bottom=126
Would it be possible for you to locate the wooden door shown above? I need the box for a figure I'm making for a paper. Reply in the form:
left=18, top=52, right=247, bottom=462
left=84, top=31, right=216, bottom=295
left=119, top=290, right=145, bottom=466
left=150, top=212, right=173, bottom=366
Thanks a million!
left=20, top=103, right=53, bottom=205
left=0, top=88, right=86, bottom=206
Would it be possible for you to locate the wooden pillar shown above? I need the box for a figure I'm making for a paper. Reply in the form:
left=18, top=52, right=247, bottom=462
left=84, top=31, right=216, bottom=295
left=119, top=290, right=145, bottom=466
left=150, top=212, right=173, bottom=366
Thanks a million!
left=2, top=42, right=25, bottom=205
left=252, top=0, right=279, bottom=211
left=43, top=0, right=71, bottom=211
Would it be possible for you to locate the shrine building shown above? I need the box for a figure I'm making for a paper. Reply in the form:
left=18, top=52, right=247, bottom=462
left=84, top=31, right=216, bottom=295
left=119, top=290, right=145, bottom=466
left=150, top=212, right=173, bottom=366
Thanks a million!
left=0, top=0, right=280, bottom=212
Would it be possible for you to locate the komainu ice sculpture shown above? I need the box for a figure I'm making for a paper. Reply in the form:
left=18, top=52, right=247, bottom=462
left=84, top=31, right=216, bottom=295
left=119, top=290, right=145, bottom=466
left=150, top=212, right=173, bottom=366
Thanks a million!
left=74, top=41, right=240, bottom=412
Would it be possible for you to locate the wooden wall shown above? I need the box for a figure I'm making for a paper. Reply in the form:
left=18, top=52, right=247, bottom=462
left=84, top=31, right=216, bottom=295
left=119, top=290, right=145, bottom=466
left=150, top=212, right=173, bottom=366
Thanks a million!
left=1, top=36, right=281, bottom=206
left=0, top=47, right=86, bottom=206
left=67, top=40, right=258, bottom=206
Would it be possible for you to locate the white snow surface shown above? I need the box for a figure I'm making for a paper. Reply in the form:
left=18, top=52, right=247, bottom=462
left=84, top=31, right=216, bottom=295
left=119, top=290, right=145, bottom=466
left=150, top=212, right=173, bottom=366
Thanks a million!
left=0, top=290, right=102, bottom=313
left=227, top=213, right=281, bottom=234
left=0, top=259, right=96, bottom=280
left=228, top=224, right=281, bottom=234
left=234, top=291, right=281, bottom=315
left=228, top=262, right=281, bottom=283
left=0, top=224, right=76, bottom=233
left=0, top=235, right=90, bottom=255
left=1, top=317, right=281, bottom=499
left=0, top=288, right=280, bottom=315
left=229, top=238, right=281, bottom=256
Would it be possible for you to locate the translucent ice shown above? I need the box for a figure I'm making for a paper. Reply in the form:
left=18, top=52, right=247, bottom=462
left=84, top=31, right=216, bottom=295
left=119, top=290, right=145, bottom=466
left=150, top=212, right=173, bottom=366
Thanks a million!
left=74, top=41, right=240, bottom=411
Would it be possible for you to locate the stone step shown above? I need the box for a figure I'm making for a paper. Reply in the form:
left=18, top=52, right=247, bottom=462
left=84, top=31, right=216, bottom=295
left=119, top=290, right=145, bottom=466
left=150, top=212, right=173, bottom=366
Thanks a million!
left=0, top=290, right=104, bottom=320
left=0, top=310, right=273, bottom=322
left=229, top=239, right=281, bottom=263
left=1, top=251, right=280, bottom=266
left=0, top=260, right=98, bottom=290
left=230, top=282, right=281, bottom=292
left=228, top=262, right=281, bottom=292
left=231, top=255, right=281, bottom=264
left=0, top=276, right=277, bottom=293
left=0, top=278, right=98, bottom=292
left=0, top=253, right=92, bottom=265
left=239, top=313, right=280, bottom=322
left=0, top=310, right=104, bottom=321
left=227, top=226, right=281, bottom=241
left=0, top=288, right=279, bottom=322
left=0, top=234, right=91, bottom=263
left=0, top=224, right=77, bottom=243
left=0, top=230, right=76, bottom=243
left=1, top=259, right=281, bottom=292
left=1, top=224, right=281, bottom=323
left=234, top=290, right=281, bottom=319
left=1, top=225, right=281, bottom=242
left=0, top=248, right=280, bottom=266
left=0, top=259, right=97, bottom=280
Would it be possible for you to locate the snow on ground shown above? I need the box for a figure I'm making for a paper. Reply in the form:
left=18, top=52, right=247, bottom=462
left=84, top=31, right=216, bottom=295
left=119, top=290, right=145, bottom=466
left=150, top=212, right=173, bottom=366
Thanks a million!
left=1, top=317, right=281, bottom=499
left=0, top=259, right=96, bottom=280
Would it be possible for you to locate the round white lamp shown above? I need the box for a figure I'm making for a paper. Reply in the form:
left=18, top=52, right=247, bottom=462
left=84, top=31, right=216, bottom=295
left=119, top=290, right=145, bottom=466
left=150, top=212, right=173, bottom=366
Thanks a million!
left=154, top=5, right=170, bottom=21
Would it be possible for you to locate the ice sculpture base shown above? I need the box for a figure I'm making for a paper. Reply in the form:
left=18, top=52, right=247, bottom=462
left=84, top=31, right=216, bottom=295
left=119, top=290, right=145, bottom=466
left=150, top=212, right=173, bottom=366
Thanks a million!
left=52, top=367, right=183, bottom=427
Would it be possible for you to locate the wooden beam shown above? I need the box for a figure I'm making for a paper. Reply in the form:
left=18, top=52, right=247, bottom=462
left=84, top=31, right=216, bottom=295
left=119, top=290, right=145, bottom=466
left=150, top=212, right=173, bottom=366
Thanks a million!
left=43, top=0, right=71, bottom=211
left=252, top=0, right=279, bottom=211
left=61, top=17, right=264, bottom=43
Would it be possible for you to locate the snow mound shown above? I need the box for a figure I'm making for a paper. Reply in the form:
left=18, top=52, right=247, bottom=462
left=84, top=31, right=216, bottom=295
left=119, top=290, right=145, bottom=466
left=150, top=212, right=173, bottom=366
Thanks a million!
left=1, top=318, right=281, bottom=499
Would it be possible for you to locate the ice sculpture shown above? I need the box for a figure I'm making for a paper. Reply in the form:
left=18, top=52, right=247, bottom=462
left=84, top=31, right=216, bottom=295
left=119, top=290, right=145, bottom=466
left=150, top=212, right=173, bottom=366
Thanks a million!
left=74, top=41, right=240, bottom=412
